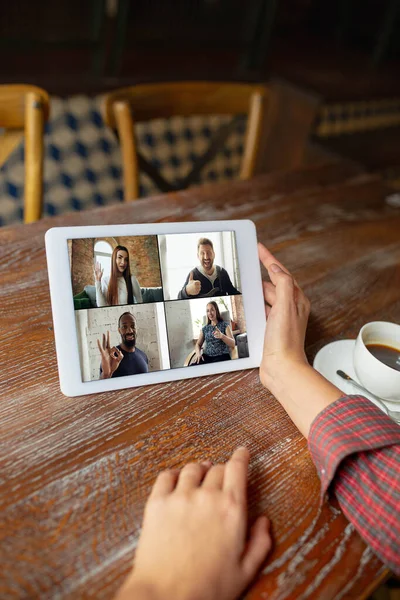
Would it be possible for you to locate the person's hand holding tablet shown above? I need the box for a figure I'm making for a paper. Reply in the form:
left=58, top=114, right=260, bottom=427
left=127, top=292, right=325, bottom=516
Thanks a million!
left=257, top=243, right=342, bottom=438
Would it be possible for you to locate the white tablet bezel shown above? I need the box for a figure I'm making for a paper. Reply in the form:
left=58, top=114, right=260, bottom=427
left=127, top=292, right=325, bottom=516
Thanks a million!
left=45, top=220, right=265, bottom=397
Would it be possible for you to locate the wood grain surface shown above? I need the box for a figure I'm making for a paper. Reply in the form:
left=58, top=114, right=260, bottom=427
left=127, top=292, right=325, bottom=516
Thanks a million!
left=1, top=161, right=399, bottom=599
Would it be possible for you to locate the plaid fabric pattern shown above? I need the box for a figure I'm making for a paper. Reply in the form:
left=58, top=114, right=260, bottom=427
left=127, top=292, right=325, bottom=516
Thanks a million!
left=2, top=93, right=400, bottom=225
left=314, top=98, right=400, bottom=137
left=309, top=395, right=400, bottom=574
left=0, top=95, right=245, bottom=226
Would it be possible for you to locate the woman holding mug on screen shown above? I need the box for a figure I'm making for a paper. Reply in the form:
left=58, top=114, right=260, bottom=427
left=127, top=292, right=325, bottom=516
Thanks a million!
left=194, top=301, right=235, bottom=364
left=94, top=245, right=143, bottom=307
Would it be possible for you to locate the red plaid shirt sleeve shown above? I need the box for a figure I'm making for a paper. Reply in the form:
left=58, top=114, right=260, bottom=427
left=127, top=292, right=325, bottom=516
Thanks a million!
left=308, top=395, right=400, bottom=575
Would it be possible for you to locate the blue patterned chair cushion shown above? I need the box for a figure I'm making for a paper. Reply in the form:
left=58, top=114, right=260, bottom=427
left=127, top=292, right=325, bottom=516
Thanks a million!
left=0, top=95, right=246, bottom=226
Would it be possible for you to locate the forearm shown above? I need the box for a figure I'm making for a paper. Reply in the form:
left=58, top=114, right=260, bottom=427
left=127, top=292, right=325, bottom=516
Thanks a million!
left=115, top=570, right=201, bottom=600
left=131, top=275, right=143, bottom=303
left=222, top=334, right=235, bottom=349
left=114, top=577, right=159, bottom=600
left=95, top=280, right=108, bottom=307
left=307, top=396, right=400, bottom=574
left=266, top=361, right=342, bottom=439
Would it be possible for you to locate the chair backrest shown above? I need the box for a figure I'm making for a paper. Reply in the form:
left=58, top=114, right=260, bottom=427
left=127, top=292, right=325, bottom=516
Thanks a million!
left=102, top=81, right=268, bottom=201
left=0, top=85, right=49, bottom=223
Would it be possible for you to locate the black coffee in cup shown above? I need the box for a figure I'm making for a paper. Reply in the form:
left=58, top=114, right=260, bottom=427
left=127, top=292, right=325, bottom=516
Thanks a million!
left=366, top=343, right=400, bottom=372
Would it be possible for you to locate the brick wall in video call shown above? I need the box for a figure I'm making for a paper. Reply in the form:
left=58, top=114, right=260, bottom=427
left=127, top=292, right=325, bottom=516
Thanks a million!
left=71, top=238, right=94, bottom=296
left=231, top=296, right=246, bottom=333
left=76, top=304, right=161, bottom=381
left=117, top=236, right=161, bottom=288
left=71, top=236, right=161, bottom=296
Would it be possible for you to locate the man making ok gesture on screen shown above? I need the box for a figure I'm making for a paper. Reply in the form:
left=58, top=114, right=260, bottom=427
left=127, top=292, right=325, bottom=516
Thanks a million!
left=97, top=312, right=148, bottom=379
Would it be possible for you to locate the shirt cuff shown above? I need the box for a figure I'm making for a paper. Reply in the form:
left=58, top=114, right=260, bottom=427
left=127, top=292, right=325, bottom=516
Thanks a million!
left=308, top=395, right=400, bottom=502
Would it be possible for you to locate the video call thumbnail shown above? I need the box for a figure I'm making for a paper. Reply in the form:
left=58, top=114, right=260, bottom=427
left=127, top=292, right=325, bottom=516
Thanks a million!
left=70, top=235, right=163, bottom=308
left=165, top=295, right=248, bottom=369
left=69, top=231, right=249, bottom=382
left=157, top=232, right=241, bottom=300
left=75, top=303, right=170, bottom=382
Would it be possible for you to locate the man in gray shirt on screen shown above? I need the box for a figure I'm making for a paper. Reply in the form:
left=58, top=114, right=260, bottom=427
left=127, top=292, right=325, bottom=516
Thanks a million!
left=178, top=237, right=241, bottom=299
left=97, top=312, right=148, bottom=379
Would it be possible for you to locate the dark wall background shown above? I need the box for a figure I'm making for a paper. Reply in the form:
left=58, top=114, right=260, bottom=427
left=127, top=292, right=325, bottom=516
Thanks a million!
left=2, top=0, right=399, bottom=96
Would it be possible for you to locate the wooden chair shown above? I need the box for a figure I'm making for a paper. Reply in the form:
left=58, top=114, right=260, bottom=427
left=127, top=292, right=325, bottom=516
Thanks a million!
left=0, top=85, right=49, bottom=223
left=102, top=81, right=268, bottom=201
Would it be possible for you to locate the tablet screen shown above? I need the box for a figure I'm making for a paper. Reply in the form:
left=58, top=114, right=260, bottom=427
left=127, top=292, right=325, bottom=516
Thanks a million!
left=69, top=231, right=249, bottom=382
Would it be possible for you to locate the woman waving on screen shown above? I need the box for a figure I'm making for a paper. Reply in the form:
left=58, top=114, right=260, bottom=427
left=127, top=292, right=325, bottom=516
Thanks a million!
left=194, top=301, right=235, bottom=364
left=94, top=245, right=143, bottom=307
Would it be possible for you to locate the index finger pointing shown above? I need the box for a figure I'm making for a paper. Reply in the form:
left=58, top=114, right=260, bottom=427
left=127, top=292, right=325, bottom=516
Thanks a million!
left=258, top=243, right=300, bottom=288
left=258, top=243, right=290, bottom=276
left=223, top=447, right=250, bottom=505
left=97, top=338, right=105, bottom=355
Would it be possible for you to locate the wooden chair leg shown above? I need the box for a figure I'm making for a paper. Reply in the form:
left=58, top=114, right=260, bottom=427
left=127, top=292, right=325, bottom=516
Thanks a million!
left=24, top=92, right=45, bottom=224
left=113, top=100, right=140, bottom=201
left=240, top=92, right=265, bottom=180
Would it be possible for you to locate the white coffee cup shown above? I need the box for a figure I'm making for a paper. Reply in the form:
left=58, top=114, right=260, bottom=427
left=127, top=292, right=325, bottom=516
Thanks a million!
left=354, top=321, right=400, bottom=402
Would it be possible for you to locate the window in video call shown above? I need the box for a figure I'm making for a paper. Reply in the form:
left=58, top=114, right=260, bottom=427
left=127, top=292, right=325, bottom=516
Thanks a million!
left=68, top=231, right=249, bottom=382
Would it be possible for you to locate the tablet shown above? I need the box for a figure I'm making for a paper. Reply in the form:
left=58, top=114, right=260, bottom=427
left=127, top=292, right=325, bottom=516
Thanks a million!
left=45, top=220, right=265, bottom=397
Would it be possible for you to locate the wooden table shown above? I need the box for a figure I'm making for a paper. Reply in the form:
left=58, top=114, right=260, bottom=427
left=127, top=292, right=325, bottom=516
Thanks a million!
left=1, top=161, right=399, bottom=599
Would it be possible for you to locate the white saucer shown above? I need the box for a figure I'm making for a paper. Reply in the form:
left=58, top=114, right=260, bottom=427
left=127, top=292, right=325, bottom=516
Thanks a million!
left=313, top=340, right=400, bottom=411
